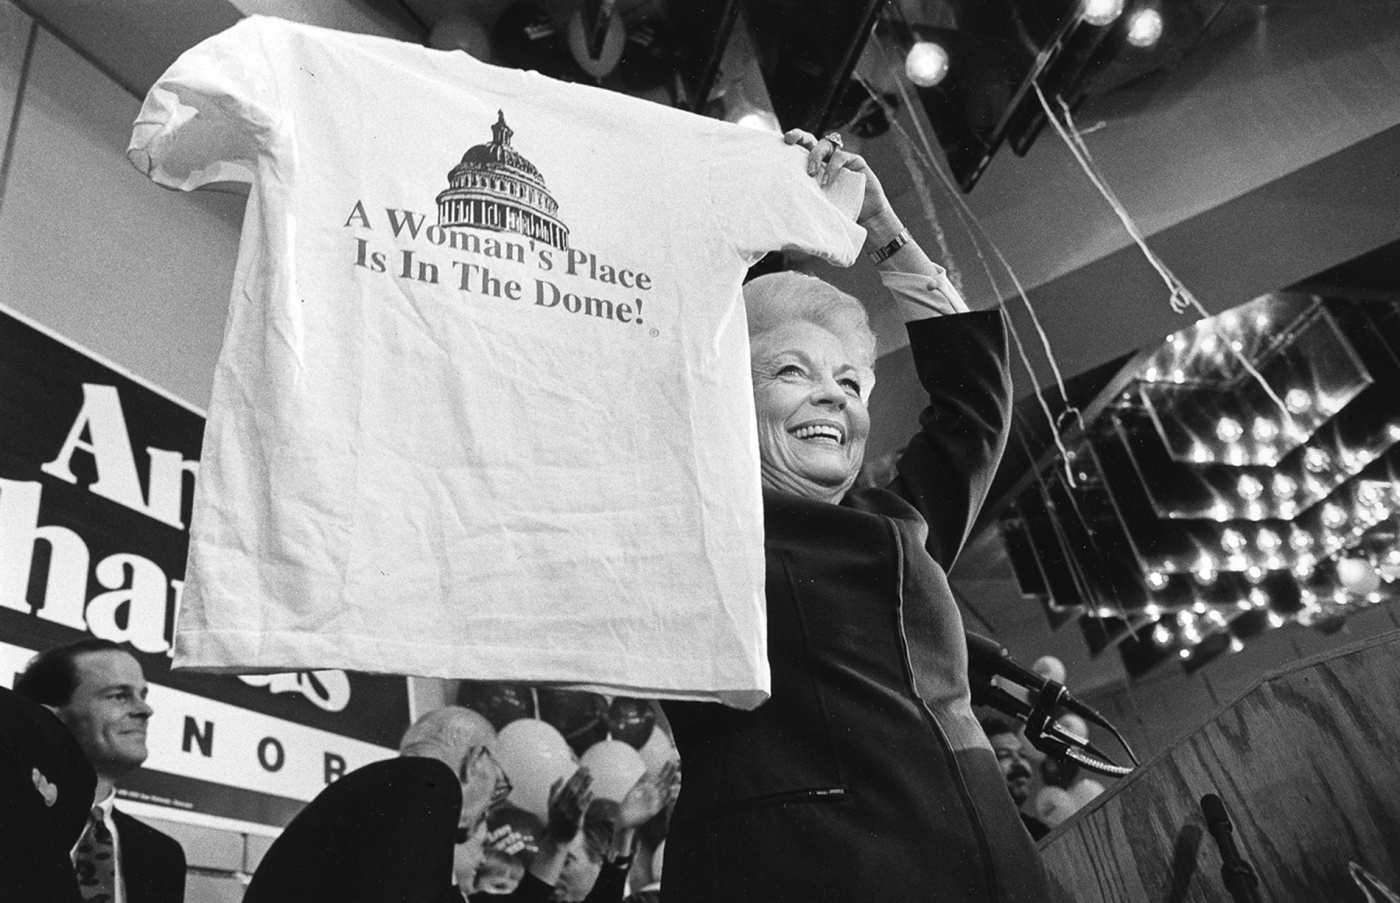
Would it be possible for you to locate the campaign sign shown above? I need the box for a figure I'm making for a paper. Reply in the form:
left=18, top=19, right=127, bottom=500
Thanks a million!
left=0, top=305, right=405, bottom=830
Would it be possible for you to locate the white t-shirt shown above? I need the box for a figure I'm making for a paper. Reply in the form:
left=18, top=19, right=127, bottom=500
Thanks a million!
left=128, top=16, right=865, bottom=707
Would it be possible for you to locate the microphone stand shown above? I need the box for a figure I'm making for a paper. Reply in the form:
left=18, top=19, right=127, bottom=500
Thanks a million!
left=1202, top=793, right=1263, bottom=903
left=971, top=676, right=1135, bottom=777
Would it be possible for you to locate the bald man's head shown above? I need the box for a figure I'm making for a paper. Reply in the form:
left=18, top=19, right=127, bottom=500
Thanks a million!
left=399, top=705, right=496, bottom=772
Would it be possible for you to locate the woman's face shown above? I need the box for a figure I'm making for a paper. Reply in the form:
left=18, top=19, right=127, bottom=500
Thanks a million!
left=751, top=319, right=871, bottom=503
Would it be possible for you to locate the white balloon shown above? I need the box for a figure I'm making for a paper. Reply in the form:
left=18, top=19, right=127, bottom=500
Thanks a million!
left=1337, top=558, right=1381, bottom=596
left=1055, top=714, right=1088, bottom=742
left=638, top=723, right=677, bottom=774
left=1069, top=778, right=1106, bottom=808
left=1035, top=786, right=1077, bottom=827
left=496, top=718, right=577, bottom=819
left=1032, top=655, right=1067, bottom=684
left=579, top=739, right=646, bottom=802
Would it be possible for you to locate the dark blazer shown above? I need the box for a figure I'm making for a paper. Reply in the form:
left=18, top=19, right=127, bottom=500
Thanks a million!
left=113, top=808, right=187, bottom=903
left=243, top=756, right=462, bottom=903
left=0, top=686, right=97, bottom=903
left=663, top=311, right=1051, bottom=902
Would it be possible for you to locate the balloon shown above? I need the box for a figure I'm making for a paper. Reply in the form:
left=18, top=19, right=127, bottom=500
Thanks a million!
left=429, top=10, right=492, bottom=60
left=1035, top=786, right=1076, bottom=827
left=1069, top=777, right=1106, bottom=809
left=456, top=681, right=535, bottom=730
left=606, top=696, right=656, bottom=749
left=1055, top=714, right=1088, bottom=742
left=537, top=689, right=609, bottom=755
left=1338, top=557, right=1381, bottom=596
left=1032, top=655, right=1067, bottom=684
left=579, top=739, right=647, bottom=803
left=637, top=723, right=677, bottom=774
left=496, top=719, right=578, bottom=820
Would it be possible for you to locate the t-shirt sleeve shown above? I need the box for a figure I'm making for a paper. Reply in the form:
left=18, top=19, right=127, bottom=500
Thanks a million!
left=127, top=16, right=281, bottom=191
left=706, top=128, right=867, bottom=267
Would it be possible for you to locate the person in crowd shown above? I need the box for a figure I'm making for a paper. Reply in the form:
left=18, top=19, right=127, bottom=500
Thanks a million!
left=241, top=704, right=505, bottom=903
left=466, top=806, right=545, bottom=896
left=658, top=130, right=1052, bottom=901
left=0, top=683, right=98, bottom=903
left=488, top=758, right=679, bottom=903
left=981, top=716, right=1050, bottom=840
left=15, top=638, right=187, bottom=903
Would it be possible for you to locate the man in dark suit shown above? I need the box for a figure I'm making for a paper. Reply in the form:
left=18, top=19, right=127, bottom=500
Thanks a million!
left=0, top=684, right=98, bottom=903
left=242, top=705, right=507, bottom=903
left=15, top=638, right=186, bottom=903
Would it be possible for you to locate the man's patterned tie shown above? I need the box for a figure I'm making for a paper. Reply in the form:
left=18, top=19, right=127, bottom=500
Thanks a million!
left=74, top=806, right=116, bottom=903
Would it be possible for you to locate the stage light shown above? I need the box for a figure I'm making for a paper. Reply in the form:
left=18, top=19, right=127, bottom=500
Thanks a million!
left=1285, top=389, right=1312, bottom=414
left=1252, top=418, right=1279, bottom=442
left=904, top=41, right=949, bottom=88
left=997, top=289, right=1400, bottom=679
left=1178, top=647, right=1192, bottom=659
left=1126, top=8, right=1164, bottom=47
left=1082, top=0, right=1126, bottom=26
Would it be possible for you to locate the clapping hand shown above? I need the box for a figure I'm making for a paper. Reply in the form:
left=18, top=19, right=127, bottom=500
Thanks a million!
left=545, top=766, right=595, bottom=844
left=616, top=759, right=681, bottom=830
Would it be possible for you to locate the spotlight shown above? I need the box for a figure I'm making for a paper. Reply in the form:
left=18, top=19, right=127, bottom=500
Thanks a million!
left=1082, top=0, right=1125, bottom=26
left=905, top=41, right=949, bottom=88
left=1216, top=417, right=1243, bottom=443
left=1126, top=8, right=1164, bottom=48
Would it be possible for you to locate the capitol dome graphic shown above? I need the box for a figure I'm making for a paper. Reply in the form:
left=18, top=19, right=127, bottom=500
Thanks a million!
left=437, top=111, right=570, bottom=250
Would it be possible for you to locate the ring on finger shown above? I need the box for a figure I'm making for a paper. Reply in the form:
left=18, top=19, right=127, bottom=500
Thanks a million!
left=822, top=131, right=844, bottom=150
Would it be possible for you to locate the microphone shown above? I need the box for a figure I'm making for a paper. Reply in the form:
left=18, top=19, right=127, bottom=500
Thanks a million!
left=964, top=632, right=1111, bottom=732
left=1202, top=793, right=1262, bottom=903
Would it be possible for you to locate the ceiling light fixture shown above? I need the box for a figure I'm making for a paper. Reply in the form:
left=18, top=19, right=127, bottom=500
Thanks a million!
left=904, top=41, right=950, bottom=88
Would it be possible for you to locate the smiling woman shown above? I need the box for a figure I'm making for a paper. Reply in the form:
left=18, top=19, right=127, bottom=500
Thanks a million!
left=661, top=130, right=1052, bottom=902
left=747, top=276, right=875, bottom=504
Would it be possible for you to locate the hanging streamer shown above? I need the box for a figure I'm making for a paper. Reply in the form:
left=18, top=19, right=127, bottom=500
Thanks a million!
left=1032, top=84, right=1299, bottom=433
left=857, top=58, right=1084, bottom=485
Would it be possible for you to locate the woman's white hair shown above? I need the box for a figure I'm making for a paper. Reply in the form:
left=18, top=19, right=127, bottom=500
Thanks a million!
left=743, top=271, right=878, bottom=371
